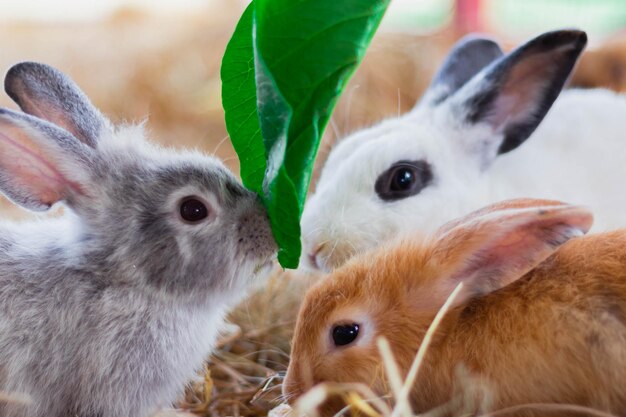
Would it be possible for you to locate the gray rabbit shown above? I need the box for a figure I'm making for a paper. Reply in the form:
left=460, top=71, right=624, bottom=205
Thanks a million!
left=0, top=62, right=276, bottom=417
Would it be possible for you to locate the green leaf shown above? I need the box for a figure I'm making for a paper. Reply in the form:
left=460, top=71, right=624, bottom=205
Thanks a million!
left=221, top=4, right=265, bottom=194
left=221, top=0, right=390, bottom=268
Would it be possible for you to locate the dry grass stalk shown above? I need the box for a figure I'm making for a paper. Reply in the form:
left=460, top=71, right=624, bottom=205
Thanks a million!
left=376, top=338, right=404, bottom=403
left=294, top=382, right=391, bottom=417
left=390, top=283, right=464, bottom=417
left=479, top=403, right=619, bottom=417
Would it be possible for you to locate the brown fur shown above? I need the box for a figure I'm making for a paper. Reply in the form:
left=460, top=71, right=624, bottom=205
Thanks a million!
left=284, top=199, right=626, bottom=416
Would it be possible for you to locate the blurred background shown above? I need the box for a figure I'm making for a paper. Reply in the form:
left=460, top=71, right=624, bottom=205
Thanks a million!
left=1, top=1, right=626, bottom=415
left=1, top=0, right=626, bottom=213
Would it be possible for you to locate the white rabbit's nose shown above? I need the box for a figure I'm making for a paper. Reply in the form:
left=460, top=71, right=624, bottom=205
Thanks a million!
left=307, top=243, right=325, bottom=270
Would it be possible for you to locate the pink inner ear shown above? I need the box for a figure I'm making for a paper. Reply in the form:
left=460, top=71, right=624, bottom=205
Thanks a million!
left=457, top=225, right=539, bottom=291
left=487, top=54, right=551, bottom=132
left=0, top=126, right=83, bottom=206
left=429, top=206, right=592, bottom=309
left=17, top=92, right=84, bottom=144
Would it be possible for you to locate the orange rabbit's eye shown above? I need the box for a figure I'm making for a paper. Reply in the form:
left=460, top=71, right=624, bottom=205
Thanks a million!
left=332, top=323, right=360, bottom=347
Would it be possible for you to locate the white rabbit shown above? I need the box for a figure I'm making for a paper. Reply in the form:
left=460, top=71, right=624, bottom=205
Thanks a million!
left=302, top=29, right=626, bottom=272
left=0, top=62, right=276, bottom=417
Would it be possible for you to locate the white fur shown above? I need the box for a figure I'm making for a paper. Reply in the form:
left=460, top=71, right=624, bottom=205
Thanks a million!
left=302, top=87, right=626, bottom=271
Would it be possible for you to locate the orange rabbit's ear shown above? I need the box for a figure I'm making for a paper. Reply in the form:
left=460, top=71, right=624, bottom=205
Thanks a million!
left=435, top=198, right=569, bottom=236
left=425, top=202, right=593, bottom=309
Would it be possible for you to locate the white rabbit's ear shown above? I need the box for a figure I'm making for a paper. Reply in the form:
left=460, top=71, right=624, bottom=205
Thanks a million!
left=4, top=62, right=111, bottom=148
left=447, top=30, right=587, bottom=156
left=422, top=201, right=592, bottom=309
left=0, top=108, right=93, bottom=211
left=419, top=35, right=504, bottom=107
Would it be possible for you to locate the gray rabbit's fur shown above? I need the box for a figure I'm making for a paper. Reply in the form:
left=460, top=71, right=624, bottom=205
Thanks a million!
left=0, top=62, right=276, bottom=417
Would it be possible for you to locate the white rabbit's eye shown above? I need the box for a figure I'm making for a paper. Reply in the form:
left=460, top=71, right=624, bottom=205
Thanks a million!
left=375, top=160, right=432, bottom=201
left=391, top=168, right=414, bottom=191
left=179, top=197, right=209, bottom=223
left=332, top=323, right=360, bottom=347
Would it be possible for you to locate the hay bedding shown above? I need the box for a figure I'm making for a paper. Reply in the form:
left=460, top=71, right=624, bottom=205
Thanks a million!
left=173, top=271, right=314, bottom=417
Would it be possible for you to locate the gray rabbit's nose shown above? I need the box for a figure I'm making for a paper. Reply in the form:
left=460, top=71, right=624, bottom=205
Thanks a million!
left=237, top=202, right=277, bottom=259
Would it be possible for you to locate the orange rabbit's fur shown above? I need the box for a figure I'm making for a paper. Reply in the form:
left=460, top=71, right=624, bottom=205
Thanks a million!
left=284, top=199, right=626, bottom=416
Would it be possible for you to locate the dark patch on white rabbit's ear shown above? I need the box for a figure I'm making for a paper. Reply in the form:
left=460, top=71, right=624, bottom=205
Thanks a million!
left=455, top=30, right=587, bottom=155
left=4, top=62, right=111, bottom=148
left=419, top=35, right=504, bottom=107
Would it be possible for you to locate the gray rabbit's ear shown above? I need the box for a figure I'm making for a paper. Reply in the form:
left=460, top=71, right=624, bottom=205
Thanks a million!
left=0, top=108, right=93, bottom=211
left=448, top=30, right=587, bottom=155
left=4, top=62, right=111, bottom=148
left=419, top=35, right=504, bottom=107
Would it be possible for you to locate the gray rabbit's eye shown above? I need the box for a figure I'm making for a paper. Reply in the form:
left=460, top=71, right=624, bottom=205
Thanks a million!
left=375, top=160, right=432, bottom=201
left=179, top=197, right=209, bottom=223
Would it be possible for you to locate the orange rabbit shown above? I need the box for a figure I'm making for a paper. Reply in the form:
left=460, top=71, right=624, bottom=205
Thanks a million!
left=284, top=199, right=626, bottom=416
